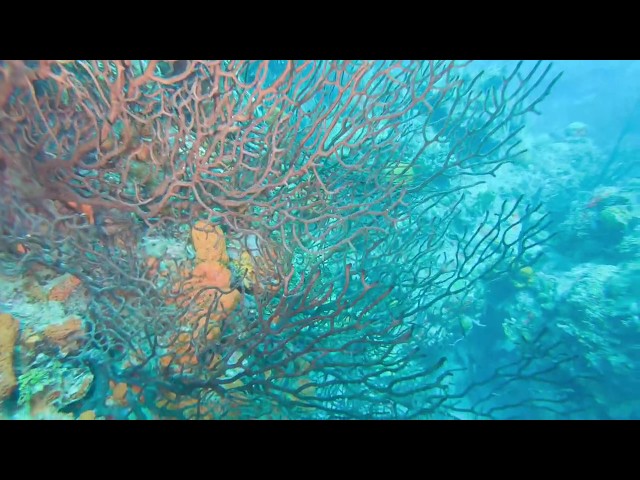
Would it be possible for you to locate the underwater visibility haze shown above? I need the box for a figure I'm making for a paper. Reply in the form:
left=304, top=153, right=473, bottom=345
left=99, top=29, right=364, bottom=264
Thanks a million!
left=0, top=60, right=638, bottom=420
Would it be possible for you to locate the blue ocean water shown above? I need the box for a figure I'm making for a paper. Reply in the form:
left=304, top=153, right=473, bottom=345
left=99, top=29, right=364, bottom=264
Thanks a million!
left=0, top=60, right=638, bottom=419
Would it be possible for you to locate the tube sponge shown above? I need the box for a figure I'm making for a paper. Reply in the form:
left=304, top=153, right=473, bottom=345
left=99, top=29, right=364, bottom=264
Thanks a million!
left=191, top=221, right=229, bottom=264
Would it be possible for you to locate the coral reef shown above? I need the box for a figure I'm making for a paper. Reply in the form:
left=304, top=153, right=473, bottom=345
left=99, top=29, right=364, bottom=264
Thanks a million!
left=0, top=60, right=584, bottom=420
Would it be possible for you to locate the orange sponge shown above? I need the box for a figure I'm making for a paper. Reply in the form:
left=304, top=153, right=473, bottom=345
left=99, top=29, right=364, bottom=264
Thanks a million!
left=0, top=313, right=19, bottom=402
left=191, top=221, right=229, bottom=264
left=44, top=316, right=84, bottom=354
left=48, top=274, right=82, bottom=302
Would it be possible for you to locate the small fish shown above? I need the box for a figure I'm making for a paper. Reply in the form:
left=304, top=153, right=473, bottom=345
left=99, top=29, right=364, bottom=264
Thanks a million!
left=586, top=196, right=602, bottom=209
